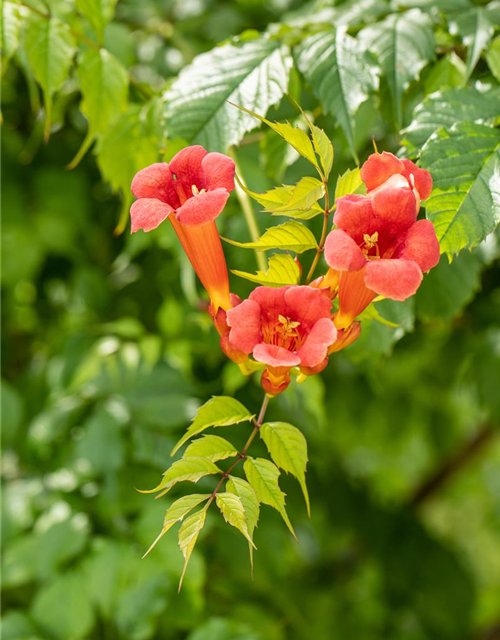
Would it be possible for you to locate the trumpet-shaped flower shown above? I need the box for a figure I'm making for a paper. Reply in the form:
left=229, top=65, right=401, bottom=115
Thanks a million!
left=226, top=286, right=337, bottom=394
left=130, top=146, right=235, bottom=311
left=325, top=184, right=439, bottom=329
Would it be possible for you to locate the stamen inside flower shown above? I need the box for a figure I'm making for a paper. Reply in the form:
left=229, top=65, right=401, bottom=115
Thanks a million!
left=362, top=231, right=380, bottom=259
left=191, top=185, right=206, bottom=197
left=261, top=314, right=303, bottom=351
left=276, top=315, right=301, bottom=339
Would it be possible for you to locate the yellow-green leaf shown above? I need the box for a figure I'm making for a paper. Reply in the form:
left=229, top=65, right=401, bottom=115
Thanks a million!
left=138, top=457, right=221, bottom=496
left=232, top=254, right=301, bottom=288
left=243, top=457, right=296, bottom=540
left=184, top=435, right=239, bottom=462
left=311, top=124, right=334, bottom=179
left=178, top=508, right=206, bottom=590
left=224, top=221, right=318, bottom=253
left=334, top=167, right=364, bottom=202
left=227, top=476, right=260, bottom=572
left=216, top=492, right=256, bottom=548
left=239, top=180, right=324, bottom=220
left=172, top=396, right=254, bottom=455
left=259, top=422, right=310, bottom=517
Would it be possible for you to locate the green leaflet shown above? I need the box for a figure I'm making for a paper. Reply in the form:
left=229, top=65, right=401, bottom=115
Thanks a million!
left=224, top=221, right=318, bottom=254
left=359, top=9, right=435, bottom=127
left=311, top=124, right=334, bottom=179
left=1, top=2, right=22, bottom=70
left=216, top=493, right=256, bottom=548
left=243, top=457, right=296, bottom=540
left=138, top=457, right=221, bottom=496
left=259, top=422, right=310, bottom=517
left=164, top=37, right=292, bottom=151
left=178, top=508, right=206, bottom=591
left=420, top=121, right=500, bottom=256
left=184, top=435, right=239, bottom=462
left=295, top=27, right=378, bottom=161
left=171, top=396, right=254, bottom=455
left=486, top=36, right=500, bottom=83
left=143, top=494, right=210, bottom=557
left=227, top=476, right=260, bottom=572
left=403, top=86, right=500, bottom=150
left=75, top=0, right=118, bottom=44
left=335, top=167, right=364, bottom=202
left=449, top=7, right=494, bottom=79
left=240, top=177, right=325, bottom=220
left=232, top=254, right=301, bottom=287
left=24, top=15, right=77, bottom=140
left=70, top=49, right=129, bottom=168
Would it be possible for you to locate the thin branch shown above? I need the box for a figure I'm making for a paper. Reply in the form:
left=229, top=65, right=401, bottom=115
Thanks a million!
left=305, top=182, right=330, bottom=284
left=409, top=425, right=496, bottom=508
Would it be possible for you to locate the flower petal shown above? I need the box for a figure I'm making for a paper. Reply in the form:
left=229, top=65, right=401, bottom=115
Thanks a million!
left=397, top=219, right=440, bottom=272
left=361, top=151, right=405, bottom=192
left=324, top=229, right=367, bottom=272
left=364, top=258, right=423, bottom=301
left=334, top=194, right=376, bottom=243
left=226, top=299, right=262, bottom=353
left=169, top=145, right=208, bottom=192
left=130, top=198, right=174, bottom=233
left=284, top=285, right=333, bottom=330
left=297, top=318, right=337, bottom=368
left=253, top=343, right=301, bottom=368
left=175, top=188, right=229, bottom=225
left=401, top=159, right=433, bottom=200
left=248, top=287, right=288, bottom=325
left=131, top=163, right=179, bottom=208
left=202, top=153, right=235, bottom=192
left=371, top=187, right=418, bottom=240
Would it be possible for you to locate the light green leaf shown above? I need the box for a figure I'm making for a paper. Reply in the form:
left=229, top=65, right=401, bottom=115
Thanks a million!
left=334, top=167, right=364, bottom=202
left=232, top=253, right=301, bottom=287
left=75, top=0, right=118, bottom=44
left=70, top=49, right=129, bottom=168
left=402, top=86, right=500, bottom=150
left=143, top=494, right=210, bottom=557
left=240, top=177, right=324, bottom=220
left=420, top=122, right=500, bottom=256
left=1, top=2, right=22, bottom=70
left=139, top=456, right=221, bottom=496
left=260, top=422, right=310, bottom=517
left=178, top=508, right=206, bottom=590
left=184, top=435, right=239, bottom=462
left=224, top=221, right=318, bottom=253
left=171, top=396, right=254, bottom=455
left=165, top=37, right=292, bottom=151
left=227, top=476, right=260, bottom=572
left=295, top=28, right=378, bottom=161
left=244, top=457, right=296, bottom=539
left=359, top=9, right=435, bottom=126
left=449, top=7, right=494, bottom=79
left=486, top=36, right=500, bottom=83
left=24, top=15, right=77, bottom=140
left=311, top=124, right=334, bottom=179
left=424, top=52, right=466, bottom=94
left=216, top=492, right=256, bottom=548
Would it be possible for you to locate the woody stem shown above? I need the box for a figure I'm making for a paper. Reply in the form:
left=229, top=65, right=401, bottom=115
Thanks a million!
left=206, top=393, right=271, bottom=508
left=305, top=182, right=330, bottom=284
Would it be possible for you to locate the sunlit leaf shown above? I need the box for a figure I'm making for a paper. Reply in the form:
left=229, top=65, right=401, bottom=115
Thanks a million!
left=1, top=1, right=22, bottom=70
left=311, top=124, right=334, bottom=179
left=232, top=253, right=301, bottom=287
left=75, top=0, right=118, bottom=44
left=171, top=396, right=254, bottom=455
left=240, top=177, right=324, bottom=220
left=184, top=435, right=239, bottom=462
left=243, top=457, right=296, bottom=539
left=139, top=457, right=221, bottom=496
left=224, top=221, right=318, bottom=253
left=227, top=475, right=260, bottom=571
left=260, top=422, right=310, bottom=516
left=449, top=7, right=494, bottom=79
left=178, top=508, right=206, bottom=590
left=334, top=167, right=364, bottom=202
left=420, top=122, right=500, bottom=256
left=216, top=492, right=256, bottom=547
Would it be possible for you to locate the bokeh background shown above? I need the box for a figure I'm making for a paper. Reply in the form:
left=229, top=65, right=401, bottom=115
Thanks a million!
left=2, top=0, right=500, bottom=639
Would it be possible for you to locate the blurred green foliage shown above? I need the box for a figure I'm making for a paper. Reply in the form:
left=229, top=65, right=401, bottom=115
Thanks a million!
left=2, top=0, right=500, bottom=638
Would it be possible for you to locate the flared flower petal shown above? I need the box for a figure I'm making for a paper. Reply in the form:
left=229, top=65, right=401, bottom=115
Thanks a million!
left=398, top=219, right=440, bottom=272
left=334, top=194, right=375, bottom=243
left=284, top=285, right=333, bottom=330
left=131, top=163, right=180, bottom=207
left=402, top=159, right=433, bottom=200
left=130, top=198, right=174, bottom=233
left=324, top=229, right=366, bottom=272
left=202, top=153, right=236, bottom=192
left=226, top=299, right=262, bottom=353
left=361, top=151, right=405, bottom=192
left=371, top=187, right=418, bottom=236
left=248, top=287, right=288, bottom=326
left=169, top=145, right=207, bottom=193
left=364, top=258, right=422, bottom=301
left=176, top=188, right=230, bottom=225
left=296, top=318, right=337, bottom=368
left=253, top=343, right=301, bottom=368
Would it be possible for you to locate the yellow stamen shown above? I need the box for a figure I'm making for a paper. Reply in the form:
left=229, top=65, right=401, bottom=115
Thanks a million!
left=191, top=185, right=206, bottom=197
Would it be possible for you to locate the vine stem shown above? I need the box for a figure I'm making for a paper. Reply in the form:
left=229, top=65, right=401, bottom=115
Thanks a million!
left=205, top=393, right=271, bottom=508
left=305, top=181, right=330, bottom=284
left=229, top=148, right=267, bottom=272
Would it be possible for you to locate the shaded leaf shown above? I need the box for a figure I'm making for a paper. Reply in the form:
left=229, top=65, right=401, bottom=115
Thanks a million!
left=449, top=7, right=494, bottom=79
left=184, top=435, right=239, bottom=462
left=216, top=492, right=256, bottom=547
left=486, top=36, right=500, bottom=83
left=232, top=253, right=301, bottom=287
left=224, top=221, right=318, bottom=253
left=244, top=457, right=296, bottom=539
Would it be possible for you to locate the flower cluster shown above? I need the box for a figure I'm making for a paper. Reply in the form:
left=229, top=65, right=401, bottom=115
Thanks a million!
left=130, top=146, right=439, bottom=395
